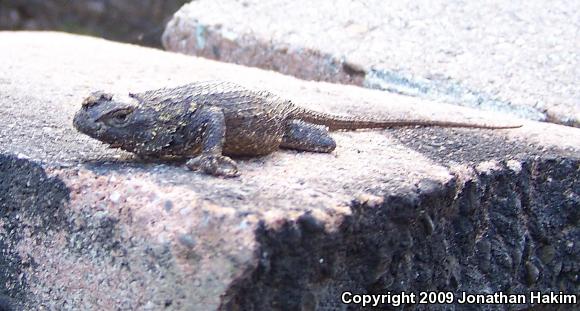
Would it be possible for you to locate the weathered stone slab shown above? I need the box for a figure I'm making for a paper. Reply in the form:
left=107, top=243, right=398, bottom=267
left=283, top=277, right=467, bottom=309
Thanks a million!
left=163, top=0, right=580, bottom=127
left=0, top=32, right=578, bottom=310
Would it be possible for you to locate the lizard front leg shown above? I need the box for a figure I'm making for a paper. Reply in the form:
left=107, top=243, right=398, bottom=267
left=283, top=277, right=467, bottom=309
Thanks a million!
left=186, top=106, right=239, bottom=177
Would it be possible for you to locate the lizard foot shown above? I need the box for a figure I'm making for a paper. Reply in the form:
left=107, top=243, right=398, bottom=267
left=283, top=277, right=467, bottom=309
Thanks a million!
left=186, top=154, right=240, bottom=177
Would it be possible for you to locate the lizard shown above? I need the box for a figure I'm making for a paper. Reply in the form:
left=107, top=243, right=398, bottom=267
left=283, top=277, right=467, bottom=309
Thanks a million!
left=73, top=80, right=522, bottom=177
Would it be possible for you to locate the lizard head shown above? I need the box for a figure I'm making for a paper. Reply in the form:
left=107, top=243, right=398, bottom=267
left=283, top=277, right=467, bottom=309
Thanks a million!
left=73, top=91, right=175, bottom=155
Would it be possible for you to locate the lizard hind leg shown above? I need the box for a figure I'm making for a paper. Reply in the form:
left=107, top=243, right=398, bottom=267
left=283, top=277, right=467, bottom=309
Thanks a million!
left=280, top=120, right=336, bottom=153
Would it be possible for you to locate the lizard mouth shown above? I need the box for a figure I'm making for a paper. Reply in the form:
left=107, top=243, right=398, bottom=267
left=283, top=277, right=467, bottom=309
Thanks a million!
left=108, top=143, right=123, bottom=148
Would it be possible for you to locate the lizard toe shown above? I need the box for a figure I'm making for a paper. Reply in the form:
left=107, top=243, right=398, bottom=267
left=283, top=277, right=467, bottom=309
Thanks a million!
left=186, top=155, right=240, bottom=177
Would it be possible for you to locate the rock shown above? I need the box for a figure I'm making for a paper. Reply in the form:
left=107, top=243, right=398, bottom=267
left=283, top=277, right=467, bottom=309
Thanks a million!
left=0, top=0, right=188, bottom=47
left=163, top=0, right=580, bottom=127
left=0, top=32, right=579, bottom=310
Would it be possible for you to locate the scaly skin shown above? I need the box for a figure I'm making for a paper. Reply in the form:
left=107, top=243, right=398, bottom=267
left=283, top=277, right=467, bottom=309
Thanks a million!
left=73, top=80, right=521, bottom=177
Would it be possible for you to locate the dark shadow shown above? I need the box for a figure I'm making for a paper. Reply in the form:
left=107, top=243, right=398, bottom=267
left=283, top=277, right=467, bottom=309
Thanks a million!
left=387, top=127, right=573, bottom=166
left=0, top=154, right=71, bottom=310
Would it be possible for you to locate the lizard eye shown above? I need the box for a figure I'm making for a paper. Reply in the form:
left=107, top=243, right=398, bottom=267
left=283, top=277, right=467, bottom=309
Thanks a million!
left=101, top=108, right=134, bottom=127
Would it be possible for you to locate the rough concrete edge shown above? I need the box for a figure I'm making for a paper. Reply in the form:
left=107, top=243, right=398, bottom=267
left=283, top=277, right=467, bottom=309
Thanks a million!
left=0, top=153, right=71, bottom=311
left=217, top=157, right=579, bottom=310
left=1, top=152, right=578, bottom=310
left=162, top=14, right=578, bottom=127
left=161, top=15, right=366, bottom=86
left=0, top=152, right=263, bottom=310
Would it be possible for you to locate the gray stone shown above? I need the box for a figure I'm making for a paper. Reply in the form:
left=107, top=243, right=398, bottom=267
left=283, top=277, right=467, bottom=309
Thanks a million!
left=163, top=0, right=580, bottom=127
left=0, top=0, right=188, bottom=47
left=0, top=32, right=579, bottom=310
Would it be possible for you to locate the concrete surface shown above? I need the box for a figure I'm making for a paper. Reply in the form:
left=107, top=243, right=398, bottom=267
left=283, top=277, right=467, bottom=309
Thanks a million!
left=0, top=31, right=579, bottom=310
left=163, top=0, right=580, bottom=127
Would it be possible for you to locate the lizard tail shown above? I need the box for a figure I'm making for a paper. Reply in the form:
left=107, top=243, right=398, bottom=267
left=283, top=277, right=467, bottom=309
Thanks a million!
left=293, top=109, right=523, bottom=131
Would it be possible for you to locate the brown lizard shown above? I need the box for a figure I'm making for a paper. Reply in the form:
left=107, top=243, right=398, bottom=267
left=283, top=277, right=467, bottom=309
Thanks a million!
left=73, top=80, right=521, bottom=177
